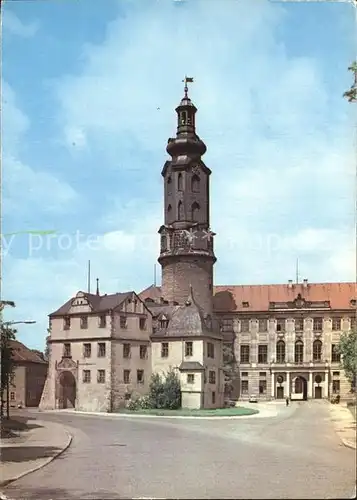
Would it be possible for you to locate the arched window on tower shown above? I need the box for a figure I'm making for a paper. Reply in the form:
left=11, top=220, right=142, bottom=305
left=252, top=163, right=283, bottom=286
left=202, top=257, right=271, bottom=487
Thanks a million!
left=191, top=174, right=200, bottom=193
left=178, top=173, right=183, bottom=191
left=313, top=339, right=322, bottom=361
left=167, top=204, right=172, bottom=220
left=191, top=202, right=200, bottom=222
left=276, top=340, right=285, bottom=363
left=178, top=201, right=184, bottom=221
left=180, top=111, right=187, bottom=125
left=295, top=340, right=304, bottom=363
left=167, top=176, right=172, bottom=194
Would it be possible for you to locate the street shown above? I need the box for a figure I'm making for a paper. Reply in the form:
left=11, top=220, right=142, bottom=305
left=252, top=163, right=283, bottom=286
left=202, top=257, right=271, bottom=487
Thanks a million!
left=4, top=401, right=356, bottom=499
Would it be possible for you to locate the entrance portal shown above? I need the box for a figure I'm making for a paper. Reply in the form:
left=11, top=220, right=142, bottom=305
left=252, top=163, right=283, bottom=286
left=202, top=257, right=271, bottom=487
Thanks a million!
left=58, top=371, right=76, bottom=409
left=293, top=376, right=307, bottom=401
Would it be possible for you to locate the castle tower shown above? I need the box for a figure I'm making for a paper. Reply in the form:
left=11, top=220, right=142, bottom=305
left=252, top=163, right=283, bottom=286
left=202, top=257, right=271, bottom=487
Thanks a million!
left=158, top=78, right=216, bottom=315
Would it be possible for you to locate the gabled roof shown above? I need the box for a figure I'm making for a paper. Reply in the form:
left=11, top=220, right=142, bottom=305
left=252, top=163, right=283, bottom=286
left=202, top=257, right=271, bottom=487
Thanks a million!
left=10, top=340, right=47, bottom=364
left=139, top=282, right=356, bottom=313
left=49, top=291, right=133, bottom=317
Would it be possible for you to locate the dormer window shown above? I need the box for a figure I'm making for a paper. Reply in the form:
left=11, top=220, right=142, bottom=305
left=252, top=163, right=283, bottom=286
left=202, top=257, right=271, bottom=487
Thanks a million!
left=160, top=319, right=169, bottom=329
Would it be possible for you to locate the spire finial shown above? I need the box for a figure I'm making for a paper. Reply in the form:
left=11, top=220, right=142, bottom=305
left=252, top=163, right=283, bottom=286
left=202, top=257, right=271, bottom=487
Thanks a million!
left=182, top=76, right=194, bottom=98
left=96, top=278, right=100, bottom=296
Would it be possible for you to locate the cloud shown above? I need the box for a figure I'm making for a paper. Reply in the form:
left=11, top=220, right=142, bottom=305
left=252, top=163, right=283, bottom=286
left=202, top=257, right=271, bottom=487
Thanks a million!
left=2, top=81, right=80, bottom=219
left=2, top=10, right=39, bottom=38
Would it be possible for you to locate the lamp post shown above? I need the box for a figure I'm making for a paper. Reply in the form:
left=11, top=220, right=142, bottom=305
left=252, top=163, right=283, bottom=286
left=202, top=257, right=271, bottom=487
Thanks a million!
left=3, top=319, right=36, bottom=419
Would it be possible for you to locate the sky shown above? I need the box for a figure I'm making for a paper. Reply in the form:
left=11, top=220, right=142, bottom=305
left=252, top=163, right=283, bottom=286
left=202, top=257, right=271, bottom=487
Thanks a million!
left=1, top=0, right=356, bottom=350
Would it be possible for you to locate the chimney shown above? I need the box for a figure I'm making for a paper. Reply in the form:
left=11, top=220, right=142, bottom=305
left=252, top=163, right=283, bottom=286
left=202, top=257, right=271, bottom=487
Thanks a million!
left=288, top=279, right=293, bottom=289
left=303, top=278, right=308, bottom=288
left=96, top=278, right=100, bottom=296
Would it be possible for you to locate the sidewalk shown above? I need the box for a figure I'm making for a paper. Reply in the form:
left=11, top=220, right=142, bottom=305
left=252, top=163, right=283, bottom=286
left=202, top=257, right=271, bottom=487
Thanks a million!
left=328, top=403, right=356, bottom=450
left=0, top=418, right=72, bottom=488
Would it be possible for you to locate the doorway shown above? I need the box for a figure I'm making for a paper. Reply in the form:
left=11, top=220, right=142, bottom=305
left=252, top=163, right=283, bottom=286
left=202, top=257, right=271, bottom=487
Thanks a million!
left=293, top=376, right=308, bottom=401
left=314, top=386, right=322, bottom=399
left=276, top=386, right=284, bottom=399
left=58, top=371, right=76, bottom=409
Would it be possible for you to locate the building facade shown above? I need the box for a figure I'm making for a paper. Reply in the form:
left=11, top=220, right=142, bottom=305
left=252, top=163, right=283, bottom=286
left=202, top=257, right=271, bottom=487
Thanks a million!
left=141, top=280, right=356, bottom=402
left=40, top=84, right=355, bottom=413
left=5, top=340, right=48, bottom=408
left=40, top=290, right=152, bottom=412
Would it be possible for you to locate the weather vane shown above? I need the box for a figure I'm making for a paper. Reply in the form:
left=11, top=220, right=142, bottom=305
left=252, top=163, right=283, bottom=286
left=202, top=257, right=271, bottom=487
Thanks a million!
left=182, top=76, right=194, bottom=97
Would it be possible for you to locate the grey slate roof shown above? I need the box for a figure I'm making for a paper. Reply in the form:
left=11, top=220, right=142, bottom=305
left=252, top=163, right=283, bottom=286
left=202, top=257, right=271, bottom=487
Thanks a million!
left=179, top=361, right=204, bottom=371
left=49, top=292, right=132, bottom=317
left=151, top=287, right=222, bottom=339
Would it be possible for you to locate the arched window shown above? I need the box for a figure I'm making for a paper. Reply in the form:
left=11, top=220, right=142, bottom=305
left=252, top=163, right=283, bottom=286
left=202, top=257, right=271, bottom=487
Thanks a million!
left=295, top=340, right=304, bottom=363
left=180, top=111, right=187, bottom=125
left=167, top=204, right=172, bottom=213
left=178, top=173, right=183, bottom=191
left=313, top=339, right=322, bottom=361
left=191, top=174, right=200, bottom=193
left=178, top=201, right=184, bottom=220
left=276, top=340, right=285, bottom=363
left=191, top=202, right=200, bottom=221
left=167, top=176, right=172, bottom=194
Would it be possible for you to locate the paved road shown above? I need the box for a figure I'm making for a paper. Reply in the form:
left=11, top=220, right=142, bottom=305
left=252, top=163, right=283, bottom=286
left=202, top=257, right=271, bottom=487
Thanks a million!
left=4, top=401, right=356, bottom=499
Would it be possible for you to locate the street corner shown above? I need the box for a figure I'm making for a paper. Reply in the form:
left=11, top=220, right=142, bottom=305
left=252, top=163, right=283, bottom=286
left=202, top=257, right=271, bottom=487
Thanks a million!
left=0, top=420, right=73, bottom=488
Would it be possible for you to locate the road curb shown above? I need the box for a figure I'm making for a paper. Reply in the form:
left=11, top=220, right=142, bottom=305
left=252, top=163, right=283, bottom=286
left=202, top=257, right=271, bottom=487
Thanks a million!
left=0, top=430, right=73, bottom=488
left=41, top=409, right=270, bottom=420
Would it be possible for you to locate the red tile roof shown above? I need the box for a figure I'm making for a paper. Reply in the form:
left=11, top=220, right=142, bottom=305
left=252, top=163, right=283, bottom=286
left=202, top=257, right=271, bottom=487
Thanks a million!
left=139, top=283, right=356, bottom=313
left=10, top=340, right=47, bottom=364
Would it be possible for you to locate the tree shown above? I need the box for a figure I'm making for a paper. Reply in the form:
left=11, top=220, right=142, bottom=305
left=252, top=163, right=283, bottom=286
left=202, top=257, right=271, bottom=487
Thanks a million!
left=162, top=369, right=181, bottom=410
left=0, top=324, right=17, bottom=418
left=343, top=61, right=357, bottom=102
left=148, top=372, right=166, bottom=409
left=223, top=343, right=238, bottom=399
left=148, top=369, right=181, bottom=410
left=44, top=328, right=51, bottom=360
left=338, top=329, right=357, bottom=392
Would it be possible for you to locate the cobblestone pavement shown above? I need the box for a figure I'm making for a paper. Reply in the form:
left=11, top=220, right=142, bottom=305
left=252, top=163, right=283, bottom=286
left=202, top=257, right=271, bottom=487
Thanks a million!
left=3, top=401, right=356, bottom=499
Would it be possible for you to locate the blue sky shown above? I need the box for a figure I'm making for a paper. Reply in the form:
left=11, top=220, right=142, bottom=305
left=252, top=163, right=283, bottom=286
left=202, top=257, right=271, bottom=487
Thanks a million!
left=2, top=0, right=356, bottom=350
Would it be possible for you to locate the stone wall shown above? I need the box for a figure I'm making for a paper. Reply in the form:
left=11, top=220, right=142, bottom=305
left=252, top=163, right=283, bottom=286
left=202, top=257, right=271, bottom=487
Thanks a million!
left=161, top=257, right=213, bottom=313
